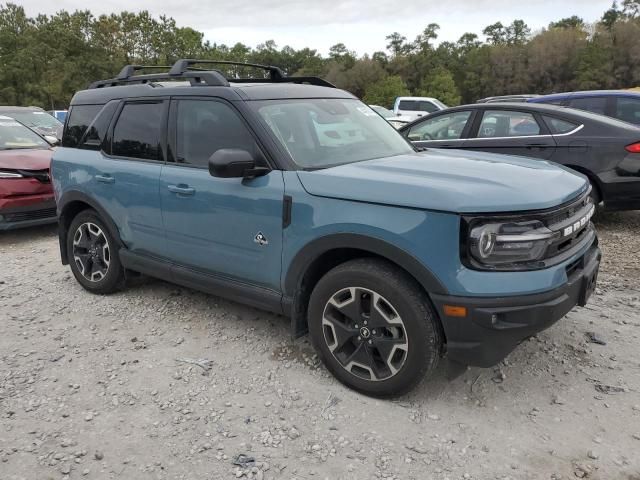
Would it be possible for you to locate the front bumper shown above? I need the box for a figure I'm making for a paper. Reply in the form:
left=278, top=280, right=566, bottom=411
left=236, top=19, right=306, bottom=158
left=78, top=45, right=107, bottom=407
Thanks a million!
left=0, top=200, right=57, bottom=231
left=431, top=244, right=601, bottom=367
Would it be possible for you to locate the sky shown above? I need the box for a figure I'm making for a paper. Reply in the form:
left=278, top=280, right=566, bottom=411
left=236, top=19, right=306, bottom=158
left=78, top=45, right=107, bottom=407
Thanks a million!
left=20, top=0, right=613, bottom=55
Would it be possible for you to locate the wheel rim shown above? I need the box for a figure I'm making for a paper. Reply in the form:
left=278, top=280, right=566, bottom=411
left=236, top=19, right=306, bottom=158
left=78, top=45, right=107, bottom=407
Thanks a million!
left=72, top=222, right=110, bottom=282
left=322, top=287, right=408, bottom=381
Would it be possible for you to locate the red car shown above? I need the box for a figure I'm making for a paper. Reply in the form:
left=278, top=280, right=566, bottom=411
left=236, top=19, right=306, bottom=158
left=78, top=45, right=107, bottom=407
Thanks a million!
left=0, top=116, right=56, bottom=230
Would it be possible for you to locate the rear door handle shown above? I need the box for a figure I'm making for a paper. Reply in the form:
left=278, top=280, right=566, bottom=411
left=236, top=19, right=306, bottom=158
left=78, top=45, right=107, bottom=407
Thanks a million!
left=525, top=143, right=548, bottom=149
left=95, top=174, right=115, bottom=184
left=167, top=184, right=195, bottom=196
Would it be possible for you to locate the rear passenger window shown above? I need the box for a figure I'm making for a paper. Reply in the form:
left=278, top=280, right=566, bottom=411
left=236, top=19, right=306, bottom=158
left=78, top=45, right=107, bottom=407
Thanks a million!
left=112, top=102, right=164, bottom=161
left=477, top=110, right=541, bottom=138
left=175, top=100, right=257, bottom=168
left=79, top=102, right=118, bottom=150
left=542, top=116, right=579, bottom=134
left=62, top=105, right=102, bottom=148
left=568, top=97, right=607, bottom=115
left=615, top=97, right=640, bottom=124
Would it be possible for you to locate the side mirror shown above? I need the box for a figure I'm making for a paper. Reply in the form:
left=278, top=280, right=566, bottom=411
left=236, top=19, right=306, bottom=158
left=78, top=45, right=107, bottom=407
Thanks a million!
left=44, top=135, right=59, bottom=146
left=208, top=149, right=269, bottom=178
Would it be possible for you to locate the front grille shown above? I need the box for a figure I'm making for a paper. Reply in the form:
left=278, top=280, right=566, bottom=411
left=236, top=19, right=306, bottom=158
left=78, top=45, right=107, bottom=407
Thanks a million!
left=540, top=189, right=594, bottom=260
left=4, top=207, right=56, bottom=223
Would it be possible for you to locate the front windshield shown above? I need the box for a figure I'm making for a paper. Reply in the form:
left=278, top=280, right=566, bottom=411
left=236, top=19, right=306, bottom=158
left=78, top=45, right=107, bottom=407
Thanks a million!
left=371, top=106, right=394, bottom=118
left=253, top=98, right=414, bottom=169
left=0, top=117, right=49, bottom=150
left=8, top=111, right=62, bottom=129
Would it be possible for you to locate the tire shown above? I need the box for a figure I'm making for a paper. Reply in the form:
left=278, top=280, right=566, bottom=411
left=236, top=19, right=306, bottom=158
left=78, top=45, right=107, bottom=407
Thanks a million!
left=66, top=209, right=125, bottom=294
left=308, top=258, right=442, bottom=398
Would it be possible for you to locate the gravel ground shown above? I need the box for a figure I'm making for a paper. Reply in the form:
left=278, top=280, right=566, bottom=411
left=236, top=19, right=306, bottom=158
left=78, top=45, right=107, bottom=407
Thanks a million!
left=1, top=211, right=639, bottom=480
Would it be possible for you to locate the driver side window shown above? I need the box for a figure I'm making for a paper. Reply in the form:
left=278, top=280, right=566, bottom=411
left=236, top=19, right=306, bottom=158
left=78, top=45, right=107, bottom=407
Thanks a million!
left=407, top=111, right=471, bottom=141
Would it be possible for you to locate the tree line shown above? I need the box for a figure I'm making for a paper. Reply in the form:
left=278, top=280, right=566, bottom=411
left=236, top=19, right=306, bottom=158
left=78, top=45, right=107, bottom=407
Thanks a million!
left=0, top=1, right=639, bottom=110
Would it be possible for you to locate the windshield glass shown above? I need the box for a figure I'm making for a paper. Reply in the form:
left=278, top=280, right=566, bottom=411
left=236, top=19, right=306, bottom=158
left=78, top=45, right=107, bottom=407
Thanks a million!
left=252, top=99, right=414, bottom=169
left=371, top=105, right=394, bottom=118
left=0, top=117, right=49, bottom=150
left=7, top=111, right=62, bottom=129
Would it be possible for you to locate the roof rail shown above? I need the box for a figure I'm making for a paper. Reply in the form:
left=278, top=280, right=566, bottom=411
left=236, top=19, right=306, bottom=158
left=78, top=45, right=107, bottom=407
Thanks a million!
left=88, top=59, right=335, bottom=89
left=115, top=65, right=172, bottom=80
left=170, top=59, right=336, bottom=88
left=88, top=69, right=230, bottom=89
left=169, top=59, right=286, bottom=80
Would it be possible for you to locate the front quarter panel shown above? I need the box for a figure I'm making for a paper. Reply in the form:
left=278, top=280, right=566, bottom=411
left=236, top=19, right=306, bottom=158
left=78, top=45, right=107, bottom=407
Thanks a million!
left=282, top=172, right=594, bottom=299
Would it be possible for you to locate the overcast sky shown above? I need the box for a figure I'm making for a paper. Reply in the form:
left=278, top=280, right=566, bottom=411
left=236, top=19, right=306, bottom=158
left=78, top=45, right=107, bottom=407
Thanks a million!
left=20, top=0, right=612, bottom=55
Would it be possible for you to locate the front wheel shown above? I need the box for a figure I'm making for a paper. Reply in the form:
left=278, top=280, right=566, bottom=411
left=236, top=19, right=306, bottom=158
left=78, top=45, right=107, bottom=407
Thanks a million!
left=308, top=259, right=442, bottom=397
left=67, top=209, right=124, bottom=294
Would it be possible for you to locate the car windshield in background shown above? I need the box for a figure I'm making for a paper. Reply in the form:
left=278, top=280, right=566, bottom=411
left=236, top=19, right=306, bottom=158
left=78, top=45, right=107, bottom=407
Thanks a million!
left=253, top=99, right=414, bottom=169
left=0, top=117, right=49, bottom=150
left=7, top=111, right=62, bottom=130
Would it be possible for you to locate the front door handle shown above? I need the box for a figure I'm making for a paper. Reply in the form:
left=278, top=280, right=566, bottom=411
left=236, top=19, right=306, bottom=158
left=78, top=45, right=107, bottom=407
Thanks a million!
left=167, top=184, right=195, bottom=196
left=95, top=174, right=115, bottom=184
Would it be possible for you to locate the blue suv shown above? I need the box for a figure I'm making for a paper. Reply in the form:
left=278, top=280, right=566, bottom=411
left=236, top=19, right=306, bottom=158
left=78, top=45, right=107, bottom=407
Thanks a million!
left=52, top=60, right=601, bottom=397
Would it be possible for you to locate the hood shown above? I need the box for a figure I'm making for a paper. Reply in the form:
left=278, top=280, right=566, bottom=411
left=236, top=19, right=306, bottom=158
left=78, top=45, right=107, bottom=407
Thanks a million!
left=297, top=150, right=589, bottom=213
left=0, top=148, right=53, bottom=171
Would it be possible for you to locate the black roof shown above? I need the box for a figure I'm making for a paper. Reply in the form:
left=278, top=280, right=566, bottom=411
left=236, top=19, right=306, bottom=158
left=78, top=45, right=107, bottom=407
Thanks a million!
left=71, top=59, right=353, bottom=106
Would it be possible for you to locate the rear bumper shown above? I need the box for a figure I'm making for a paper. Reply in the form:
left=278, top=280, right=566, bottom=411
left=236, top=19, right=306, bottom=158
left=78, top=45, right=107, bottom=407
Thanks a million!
left=0, top=200, right=57, bottom=231
left=601, top=176, right=640, bottom=211
left=431, top=244, right=601, bottom=367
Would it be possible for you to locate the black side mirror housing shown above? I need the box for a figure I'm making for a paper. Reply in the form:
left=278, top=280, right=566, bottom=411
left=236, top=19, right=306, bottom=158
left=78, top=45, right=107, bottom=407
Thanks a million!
left=208, top=149, right=269, bottom=178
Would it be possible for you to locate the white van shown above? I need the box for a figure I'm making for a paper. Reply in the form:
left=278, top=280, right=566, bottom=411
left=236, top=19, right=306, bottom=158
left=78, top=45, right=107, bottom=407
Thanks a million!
left=393, top=97, right=447, bottom=121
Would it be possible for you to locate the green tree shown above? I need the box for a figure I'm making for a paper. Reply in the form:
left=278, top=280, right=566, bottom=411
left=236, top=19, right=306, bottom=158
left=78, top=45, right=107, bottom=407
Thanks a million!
left=363, top=75, right=410, bottom=107
left=483, top=22, right=507, bottom=44
left=549, top=16, right=585, bottom=30
left=416, top=67, right=461, bottom=106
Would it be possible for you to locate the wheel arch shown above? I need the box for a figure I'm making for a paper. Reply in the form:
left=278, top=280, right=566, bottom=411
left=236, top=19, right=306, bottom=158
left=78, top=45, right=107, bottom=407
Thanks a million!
left=283, top=233, right=448, bottom=337
left=57, top=191, right=123, bottom=265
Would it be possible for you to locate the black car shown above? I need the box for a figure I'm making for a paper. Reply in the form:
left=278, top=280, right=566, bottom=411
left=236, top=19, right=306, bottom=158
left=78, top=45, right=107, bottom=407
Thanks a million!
left=399, top=103, right=640, bottom=211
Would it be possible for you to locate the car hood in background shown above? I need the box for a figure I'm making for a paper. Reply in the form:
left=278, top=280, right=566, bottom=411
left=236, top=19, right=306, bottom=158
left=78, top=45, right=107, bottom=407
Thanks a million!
left=0, top=148, right=53, bottom=171
left=296, top=150, right=588, bottom=213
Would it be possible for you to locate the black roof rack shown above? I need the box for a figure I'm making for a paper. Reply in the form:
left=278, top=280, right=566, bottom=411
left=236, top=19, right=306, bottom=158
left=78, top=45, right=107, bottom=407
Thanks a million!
left=169, top=59, right=287, bottom=80
left=88, top=59, right=335, bottom=89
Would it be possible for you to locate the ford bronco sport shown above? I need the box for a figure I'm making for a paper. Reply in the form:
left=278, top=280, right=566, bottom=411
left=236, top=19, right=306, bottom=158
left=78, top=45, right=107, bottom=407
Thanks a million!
left=52, top=60, right=601, bottom=397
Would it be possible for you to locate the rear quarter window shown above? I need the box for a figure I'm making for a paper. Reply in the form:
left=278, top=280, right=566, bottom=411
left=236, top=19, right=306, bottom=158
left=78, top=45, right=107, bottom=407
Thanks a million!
left=542, top=116, right=580, bottom=134
left=62, top=105, right=103, bottom=148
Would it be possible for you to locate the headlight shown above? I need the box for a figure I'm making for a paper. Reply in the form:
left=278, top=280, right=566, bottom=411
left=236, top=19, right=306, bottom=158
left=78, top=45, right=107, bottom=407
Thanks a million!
left=0, top=170, right=23, bottom=178
left=468, top=220, right=558, bottom=268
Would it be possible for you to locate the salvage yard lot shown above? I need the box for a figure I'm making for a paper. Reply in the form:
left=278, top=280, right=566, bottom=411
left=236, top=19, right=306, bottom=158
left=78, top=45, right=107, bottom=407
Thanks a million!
left=1, top=212, right=639, bottom=480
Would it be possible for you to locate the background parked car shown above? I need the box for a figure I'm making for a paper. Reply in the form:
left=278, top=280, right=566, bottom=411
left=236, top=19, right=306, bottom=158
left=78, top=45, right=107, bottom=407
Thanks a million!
left=392, top=96, right=447, bottom=121
left=0, top=106, right=63, bottom=140
left=0, top=115, right=56, bottom=230
left=47, top=109, right=68, bottom=122
left=528, top=90, right=640, bottom=125
left=476, top=94, right=540, bottom=103
left=399, top=102, right=640, bottom=211
left=369, top=105, right=409, bottom=129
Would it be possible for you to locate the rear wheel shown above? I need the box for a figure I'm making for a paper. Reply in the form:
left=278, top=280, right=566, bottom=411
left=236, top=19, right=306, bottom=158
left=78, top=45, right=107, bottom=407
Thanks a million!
left=67, top=210, right=124, bottom=294
left=308, top=259, right=442, bottom=397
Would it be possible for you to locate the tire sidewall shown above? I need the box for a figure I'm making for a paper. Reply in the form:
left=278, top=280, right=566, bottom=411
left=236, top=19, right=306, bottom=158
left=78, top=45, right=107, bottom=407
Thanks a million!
left=67, top=210, right=123, bottom=294
left=308, top=261, right=440, bottom=397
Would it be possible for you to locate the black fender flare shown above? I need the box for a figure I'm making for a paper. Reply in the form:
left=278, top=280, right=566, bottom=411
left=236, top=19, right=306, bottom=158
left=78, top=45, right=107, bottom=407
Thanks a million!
left=284, top=233, right=448, bottom=299
left=56, top=190, right=123, bottom=264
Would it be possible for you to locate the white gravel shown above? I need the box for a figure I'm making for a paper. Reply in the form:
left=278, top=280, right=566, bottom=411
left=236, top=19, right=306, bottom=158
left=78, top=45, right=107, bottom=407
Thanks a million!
left=1, top=211, right=639, bottom=480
